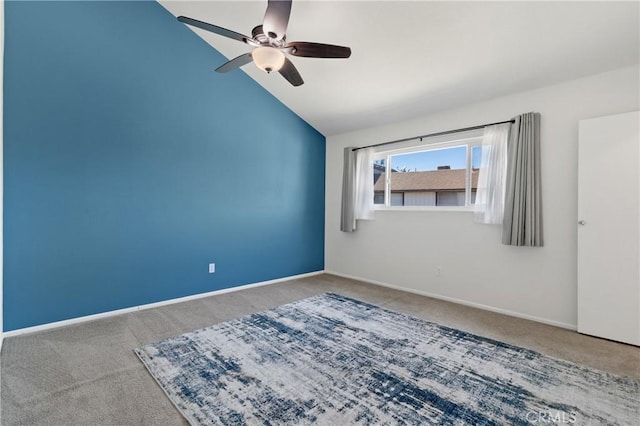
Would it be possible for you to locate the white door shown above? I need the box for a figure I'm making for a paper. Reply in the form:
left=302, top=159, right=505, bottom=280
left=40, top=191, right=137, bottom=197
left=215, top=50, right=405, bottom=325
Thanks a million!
left=577, top=111, right=639, bottom=346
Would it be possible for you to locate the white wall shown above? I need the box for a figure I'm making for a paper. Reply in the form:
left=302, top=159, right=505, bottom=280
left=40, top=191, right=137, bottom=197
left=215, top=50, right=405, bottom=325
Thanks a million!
left=325, top=65, right=640, bottom=329
left=1, top=0, right=4, bottom=352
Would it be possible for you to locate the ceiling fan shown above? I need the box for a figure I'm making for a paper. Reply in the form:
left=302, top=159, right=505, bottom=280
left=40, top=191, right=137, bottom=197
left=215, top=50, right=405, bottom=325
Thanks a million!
left=177, top=0, right=351, bottom=87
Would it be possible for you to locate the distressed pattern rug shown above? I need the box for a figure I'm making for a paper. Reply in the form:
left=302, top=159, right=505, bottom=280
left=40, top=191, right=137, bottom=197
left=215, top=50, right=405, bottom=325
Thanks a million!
left=135, top=293, right=639, bottom=425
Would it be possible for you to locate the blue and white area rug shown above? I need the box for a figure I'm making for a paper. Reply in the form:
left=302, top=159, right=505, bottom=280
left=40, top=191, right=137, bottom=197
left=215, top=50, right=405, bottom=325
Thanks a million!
left=135, top=293, right=638, bottom=425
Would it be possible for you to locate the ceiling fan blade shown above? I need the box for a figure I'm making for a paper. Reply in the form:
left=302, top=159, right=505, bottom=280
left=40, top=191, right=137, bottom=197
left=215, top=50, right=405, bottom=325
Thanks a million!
left=279, top=57, right=304, bottom=87
left=262, top=0, right=292, bottom=41
left=215, top=53, right=254, bottom=73
left=178, top=16, right=252, bottom=44
left=285, top=42, right=351, bottom=58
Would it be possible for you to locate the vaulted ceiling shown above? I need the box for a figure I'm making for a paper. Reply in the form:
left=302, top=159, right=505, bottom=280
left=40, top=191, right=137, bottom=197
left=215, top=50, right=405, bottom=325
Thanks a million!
left=159, top=1, right=639, bottom=136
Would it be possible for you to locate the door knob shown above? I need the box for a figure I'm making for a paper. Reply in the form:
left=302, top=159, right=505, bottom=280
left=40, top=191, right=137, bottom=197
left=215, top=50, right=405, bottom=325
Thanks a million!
left=578, top=220, right=586, bottom=225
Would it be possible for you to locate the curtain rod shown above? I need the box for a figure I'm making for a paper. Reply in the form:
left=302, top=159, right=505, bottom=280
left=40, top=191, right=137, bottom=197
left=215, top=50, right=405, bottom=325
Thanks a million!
left=352, top=119, right=516, bottom=152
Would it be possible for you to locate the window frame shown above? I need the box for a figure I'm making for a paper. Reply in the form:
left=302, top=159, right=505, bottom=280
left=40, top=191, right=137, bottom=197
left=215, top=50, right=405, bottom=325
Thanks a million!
left=372, top=135, right=483, bottom=212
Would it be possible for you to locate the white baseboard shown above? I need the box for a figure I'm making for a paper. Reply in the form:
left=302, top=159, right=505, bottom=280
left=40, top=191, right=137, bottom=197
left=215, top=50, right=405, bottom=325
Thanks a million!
left=3, top=271, right=324, bottom=338
left=2, top=269, right=577, bottom=340
left=325, top=270, right=577, bottom=331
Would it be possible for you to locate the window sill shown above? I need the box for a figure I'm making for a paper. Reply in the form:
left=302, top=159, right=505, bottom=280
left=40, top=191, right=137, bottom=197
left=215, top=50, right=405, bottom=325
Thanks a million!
left=374, top=206, right=475, bottom=213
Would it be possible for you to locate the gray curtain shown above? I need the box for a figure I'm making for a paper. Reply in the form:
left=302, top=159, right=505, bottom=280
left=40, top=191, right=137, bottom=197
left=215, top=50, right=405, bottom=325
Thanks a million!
left=502, top=112, right=543, bottom=246
left=340, top=147, right=357, bottom=232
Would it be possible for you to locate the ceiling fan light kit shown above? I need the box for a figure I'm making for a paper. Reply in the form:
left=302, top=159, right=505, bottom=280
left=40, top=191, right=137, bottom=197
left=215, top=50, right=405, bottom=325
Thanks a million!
left=177, top=0, right=351, bottom=87
left=252, top=46, right=285, bottom=73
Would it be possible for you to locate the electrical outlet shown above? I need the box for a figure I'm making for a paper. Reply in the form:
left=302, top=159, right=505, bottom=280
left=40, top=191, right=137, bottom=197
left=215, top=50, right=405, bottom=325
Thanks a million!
left=436, top=266, right=442, bottom=277
left=208, top=263, right=216, bottom=274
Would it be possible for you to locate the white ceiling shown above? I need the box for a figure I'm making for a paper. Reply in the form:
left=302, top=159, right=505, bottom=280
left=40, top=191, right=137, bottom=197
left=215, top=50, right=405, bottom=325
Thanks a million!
left=159, top=1, right=639, bottom=136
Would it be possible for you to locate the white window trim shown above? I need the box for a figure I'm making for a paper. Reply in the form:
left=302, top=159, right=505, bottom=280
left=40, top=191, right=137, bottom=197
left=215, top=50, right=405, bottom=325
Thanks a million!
left=372, top=135, right=482, bottom=212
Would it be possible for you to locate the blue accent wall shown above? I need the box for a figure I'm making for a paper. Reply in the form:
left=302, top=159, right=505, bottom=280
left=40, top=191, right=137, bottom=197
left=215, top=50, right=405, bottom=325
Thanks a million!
left=3, top=1, right=325, bottom=331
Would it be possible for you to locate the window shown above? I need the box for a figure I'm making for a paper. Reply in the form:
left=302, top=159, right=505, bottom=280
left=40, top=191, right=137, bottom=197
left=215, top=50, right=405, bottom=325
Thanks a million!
left=372, top=138, right=482, bottom=209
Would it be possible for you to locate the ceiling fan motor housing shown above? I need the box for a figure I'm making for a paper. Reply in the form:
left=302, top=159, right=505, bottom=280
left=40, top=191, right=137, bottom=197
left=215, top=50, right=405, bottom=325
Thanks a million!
left=251, top=25, right=286, bottom=48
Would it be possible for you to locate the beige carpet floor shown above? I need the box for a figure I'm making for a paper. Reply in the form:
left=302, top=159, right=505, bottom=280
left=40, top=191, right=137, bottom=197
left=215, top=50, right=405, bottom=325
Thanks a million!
left=1, top=274, right=638, bottom=425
